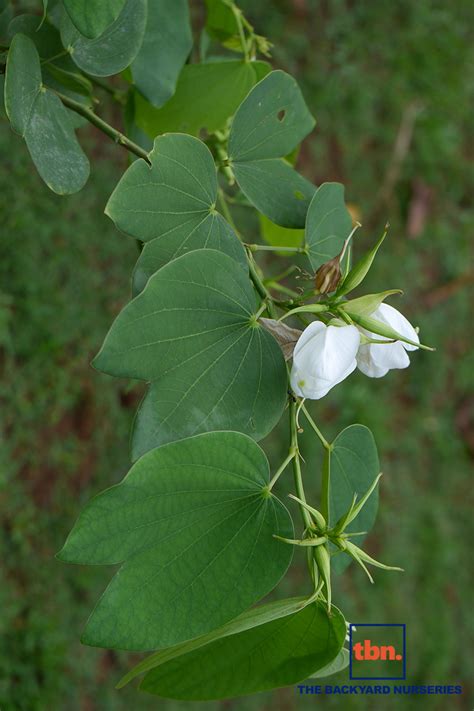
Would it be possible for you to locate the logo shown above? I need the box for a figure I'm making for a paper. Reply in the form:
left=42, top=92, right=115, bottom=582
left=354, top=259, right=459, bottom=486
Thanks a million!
left=349, top=623, right=406, bottom=681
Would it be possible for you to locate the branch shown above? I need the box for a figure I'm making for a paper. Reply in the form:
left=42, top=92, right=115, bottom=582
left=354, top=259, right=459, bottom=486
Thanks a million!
left=54, top=91, right=150, bottom=164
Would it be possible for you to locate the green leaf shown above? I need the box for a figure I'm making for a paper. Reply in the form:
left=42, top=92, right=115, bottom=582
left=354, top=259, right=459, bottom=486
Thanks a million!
left=61, top=0, right=146, bottom=76
left=106, top=133, right=246, bottom=286
left=306, top=182, right=352, bottom=271
left=8, top=14, right=64, bottom=58
left=259, top=213, right=305, bottom=251
left=58, top=431, right=294, bottom=651
left=132, top=215, right=246, bottom=296
left=93, top=248, right=287, bottom=454
left=205, top=0, right=239, bottom=43
left=309, top=648, right=350, bottom=678
left=0, top=1, right=12, bottom=41
left=326, top=425, right=380, bottom=574
left=131, top=0, right=192, bottom=108
left=105, top=134, right=209, bottom=242
left=119, top=596, right=310, bottom=687
left=227, top=70, right=315, bottom=227
left=63, top=0, right=127, bottom=39
left=139, top=600, right=346, bottom=699
left=8, top=14, right=93, bottom=105
left=135, top=60, right=270, bottom=138
left=5, top=34, right=89, bottom=194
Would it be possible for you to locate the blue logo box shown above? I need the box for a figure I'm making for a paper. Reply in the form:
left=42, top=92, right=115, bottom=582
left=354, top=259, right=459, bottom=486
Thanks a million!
left=349, top=623, right=406, bottom=681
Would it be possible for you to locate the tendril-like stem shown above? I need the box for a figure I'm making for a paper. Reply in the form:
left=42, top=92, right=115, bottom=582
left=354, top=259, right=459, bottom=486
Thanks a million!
left=301, top=403, right=331, bottom=450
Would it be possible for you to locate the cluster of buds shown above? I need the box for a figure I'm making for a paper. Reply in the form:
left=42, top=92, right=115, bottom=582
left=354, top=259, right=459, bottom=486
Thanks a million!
left=274, top=473, right=402, bottom=609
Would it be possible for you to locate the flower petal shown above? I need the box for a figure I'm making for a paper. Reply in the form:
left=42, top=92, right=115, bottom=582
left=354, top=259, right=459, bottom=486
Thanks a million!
left=372, top=303, right=419, bottom=351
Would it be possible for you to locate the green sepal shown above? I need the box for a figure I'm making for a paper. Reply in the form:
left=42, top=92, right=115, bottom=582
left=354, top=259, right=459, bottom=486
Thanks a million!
left=339, top=290, right=402, bottom=317
left=343, top=311, right=433, bottom=350
left=337, top=226, right=388, bottom=296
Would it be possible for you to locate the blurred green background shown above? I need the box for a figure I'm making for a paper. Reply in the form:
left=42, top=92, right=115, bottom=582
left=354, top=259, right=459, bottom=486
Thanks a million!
left=1, top=0, right=473, bottom=709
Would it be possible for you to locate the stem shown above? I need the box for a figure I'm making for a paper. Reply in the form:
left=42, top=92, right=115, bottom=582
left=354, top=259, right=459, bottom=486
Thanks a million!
left=217, top=189, right=239, bottom=234
left=246, top=244, right=307, bottom=254
left=53, top=91, right=150, bottom=164
left=41, top=49, right=70, bottom=65
left=267, top=449, right=296, bottom=491
left=266, top=282, right=300, bottom=298
left=254, top=300, right=269, bottom=319
left=301, top=403, right=331, bottom=450
left=289, top=398, right=312, bottom=529
left=232, top=5, right=250, bottom=61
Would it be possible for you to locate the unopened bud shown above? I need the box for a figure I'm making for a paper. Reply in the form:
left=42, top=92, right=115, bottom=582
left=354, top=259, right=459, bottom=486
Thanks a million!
left=315, top=256, right=342, bottom=294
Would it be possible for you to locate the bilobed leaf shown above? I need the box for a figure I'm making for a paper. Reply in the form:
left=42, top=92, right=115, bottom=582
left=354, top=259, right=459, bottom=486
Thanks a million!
left=5, top=34, right=89, bottom=194
left=326, top=425, right=380, bottom=574
left=132, top=213, right=246, bottom=295
left=107, top=130, right=246, bottom=294
left=139, top=600, right=346, bottom=699
left=58, top=431, right=294, bottom=651
left=306, top=183, right=352, bottom=271
left=93, top=248, right=287, bottom=454
left=135, top=60, right=270, bottom=138
left=228, top=70, right=316, bottom=227
left=63, top=0, right=126, bottom=39
left=61, top=0, right=146, bottom=76
left=310, top=648, right=350, bottom=678
left=131, top=0, right=192, bottom=108
left=119, top=596, right=311, bottom=687
left=106, top=133, right=246, bottom=294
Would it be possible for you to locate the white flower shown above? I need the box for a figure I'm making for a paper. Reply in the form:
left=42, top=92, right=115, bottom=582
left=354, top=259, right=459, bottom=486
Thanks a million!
left=356, top=303, right=419, bottom=378
left=290, top=322, right=360, bottom=399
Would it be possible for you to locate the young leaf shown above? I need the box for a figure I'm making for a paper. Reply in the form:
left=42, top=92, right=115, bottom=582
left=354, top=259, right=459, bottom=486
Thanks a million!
left=5, top=34, right=89, bottom=194
left=105, top=133, right=246, bottom=292
left=58, top=431, right=294, bottom=650
left=135, top=60, right=270, bottom=138
left=138, top=600, right=346, bottom=699
left=92, top=249, right=287, bottom=455
left=63, top=0, right=127, bottom=39
left=326, top=425, right=380, bottom=574
left=306, top=183, right=353, bottom=271
left=131, top=0, right=192, bottom=108
left=61, top=0, right=147, bottom=77
left=228, top=70, right=316, bottom=227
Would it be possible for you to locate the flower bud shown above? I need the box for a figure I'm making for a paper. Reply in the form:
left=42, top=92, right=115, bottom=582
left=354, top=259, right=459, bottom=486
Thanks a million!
left=314, top=256, right=342, bottom=294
